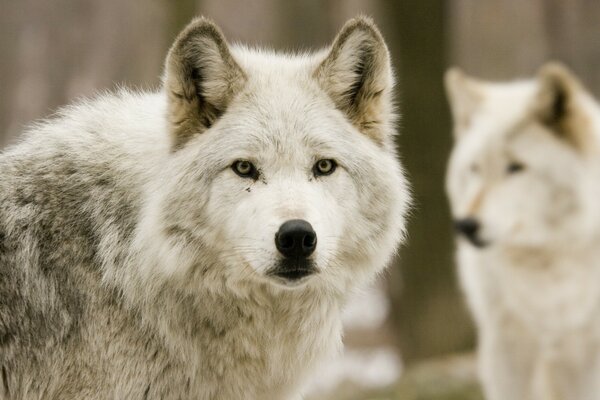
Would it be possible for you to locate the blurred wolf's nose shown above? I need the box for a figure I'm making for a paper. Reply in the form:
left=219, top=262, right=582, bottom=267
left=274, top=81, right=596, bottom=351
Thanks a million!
left=275, top=219, right=317, bottom=258
left=454, top=218, right=480, bottom=240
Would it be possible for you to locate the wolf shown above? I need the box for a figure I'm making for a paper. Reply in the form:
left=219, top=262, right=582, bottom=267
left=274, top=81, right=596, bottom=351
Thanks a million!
left=0, top=16, right=409, bottom=400
left=445, top=64, right=600, bottom=400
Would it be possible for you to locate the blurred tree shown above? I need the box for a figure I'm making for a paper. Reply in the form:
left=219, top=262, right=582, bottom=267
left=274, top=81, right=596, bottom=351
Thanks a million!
left=377, top=0, right=475, bottom=363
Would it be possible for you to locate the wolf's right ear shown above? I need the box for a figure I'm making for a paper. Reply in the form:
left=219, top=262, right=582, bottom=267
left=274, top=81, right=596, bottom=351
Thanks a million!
left=315, top=17, right=394, bottom=145
left=164, top=18, right=246, bottom=149
left=444, top=68, right=483, bottom=137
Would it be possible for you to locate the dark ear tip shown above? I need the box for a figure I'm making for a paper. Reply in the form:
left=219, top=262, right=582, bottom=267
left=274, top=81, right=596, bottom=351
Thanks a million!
left=339, top=15, right=385, bottom=42
left=184, top=16, right=222, bottom=35
left=537, top=62, right=580, bottom=92
left=538, top=61, right=570, bottom=77
left=170, top=16, right=227, bottom=52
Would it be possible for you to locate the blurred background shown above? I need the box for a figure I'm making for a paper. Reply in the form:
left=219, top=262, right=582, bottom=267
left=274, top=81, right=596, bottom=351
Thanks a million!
left=2, top=1, right=600, bottom=399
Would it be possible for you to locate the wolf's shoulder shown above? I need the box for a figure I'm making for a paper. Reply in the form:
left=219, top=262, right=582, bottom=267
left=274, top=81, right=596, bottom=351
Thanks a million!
left=0, top=90, right=168, bottom=359
left=0, top=89, right=169, bottom=198
left=0, top=88, right=169, bottom=262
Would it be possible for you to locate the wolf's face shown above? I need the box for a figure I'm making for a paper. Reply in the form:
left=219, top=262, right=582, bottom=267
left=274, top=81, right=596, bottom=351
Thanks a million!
left=139, top=18, right=408, bottom=292
left=445, top=65, right=600, bottom=250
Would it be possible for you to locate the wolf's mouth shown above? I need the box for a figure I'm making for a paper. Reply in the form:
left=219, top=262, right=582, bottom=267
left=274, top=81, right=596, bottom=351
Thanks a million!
left=272, top=268, right=315, bottom=281
left=467, top=236, right=489, bottom=249
left=268, top=259, right=318, bottom=283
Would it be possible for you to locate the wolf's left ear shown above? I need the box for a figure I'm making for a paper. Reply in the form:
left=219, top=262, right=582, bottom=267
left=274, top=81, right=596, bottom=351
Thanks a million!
left=315, top=17, right=394, bottom=144
left=164, top=18, right=246, bottom=149
left=533, top=62, right=590, bottom=150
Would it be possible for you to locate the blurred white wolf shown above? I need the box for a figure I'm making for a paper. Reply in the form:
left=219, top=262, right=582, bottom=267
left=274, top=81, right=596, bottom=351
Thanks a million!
left=446, top=64, right=600, bottom=400
left=0, top=17, right=410, bottom=400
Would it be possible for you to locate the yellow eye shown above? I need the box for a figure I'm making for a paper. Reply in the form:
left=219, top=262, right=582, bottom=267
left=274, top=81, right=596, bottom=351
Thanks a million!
left=314, top=159, right=337, bottom=176
left=232, top=160, right=258, bottom=179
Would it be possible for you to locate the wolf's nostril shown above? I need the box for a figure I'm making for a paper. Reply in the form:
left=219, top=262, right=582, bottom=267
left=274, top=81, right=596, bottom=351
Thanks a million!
left=279, top=235, right=294, bottom=249
left=303, top=234, right=316, bottom=249
left=275, top=219, right=317, bottom=259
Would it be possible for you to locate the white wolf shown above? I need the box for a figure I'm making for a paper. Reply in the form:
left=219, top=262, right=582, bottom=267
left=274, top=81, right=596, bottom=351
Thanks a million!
left=0, top=16, right=409, bottom=400
left=445, top=64, right=600, bottom=400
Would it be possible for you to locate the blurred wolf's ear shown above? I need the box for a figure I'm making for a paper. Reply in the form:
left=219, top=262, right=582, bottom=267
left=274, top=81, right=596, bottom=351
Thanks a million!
left=315, top=17, right=394, bottom=144
left=164, top=17, right=246, bottom=149
left=534, top=62, right=590, bottom=150
left=444, top=68, right=483, bottom=137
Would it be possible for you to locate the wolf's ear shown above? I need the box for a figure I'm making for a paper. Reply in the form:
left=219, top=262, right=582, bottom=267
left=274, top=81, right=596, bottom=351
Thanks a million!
left=164, top=18, right=246, bottom=149
left=444, top=68, right=483, bottom=137
left=315, top=17, right=394, bottom=144
left=533, top=62, right=590, bottom=150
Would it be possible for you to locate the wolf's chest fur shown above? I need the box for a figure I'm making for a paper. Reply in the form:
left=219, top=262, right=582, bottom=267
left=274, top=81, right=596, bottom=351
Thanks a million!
left=465, top=247, right=600, bottom=334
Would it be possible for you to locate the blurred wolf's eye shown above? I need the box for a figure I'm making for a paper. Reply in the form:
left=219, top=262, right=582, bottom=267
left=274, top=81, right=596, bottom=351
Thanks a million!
left=313, top=159, right=337, bottom=176
left=507, top=162, right=525, bottom=175
left=232, top=160, right=258, bottom=180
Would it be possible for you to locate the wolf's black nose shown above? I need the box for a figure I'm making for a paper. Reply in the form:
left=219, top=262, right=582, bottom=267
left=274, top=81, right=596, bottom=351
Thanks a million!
left=275, top=219, right=317, bottom=259
left=454, top=218, right=480, bottom=239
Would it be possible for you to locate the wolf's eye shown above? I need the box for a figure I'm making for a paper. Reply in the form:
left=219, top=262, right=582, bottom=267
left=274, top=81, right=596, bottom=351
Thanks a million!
left=313, top=159, right=337, bottom=176
left=506, top=162, right=525, bottom=175
left=232, top=160, right=258, bottom=180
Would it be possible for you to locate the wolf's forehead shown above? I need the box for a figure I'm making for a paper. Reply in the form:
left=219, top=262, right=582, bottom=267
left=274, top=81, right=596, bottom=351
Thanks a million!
left=226, top=83, right=340, bottom=137
left=222, top=114, right=341, bottom=156
left=218, top=96, right=345, bottom=161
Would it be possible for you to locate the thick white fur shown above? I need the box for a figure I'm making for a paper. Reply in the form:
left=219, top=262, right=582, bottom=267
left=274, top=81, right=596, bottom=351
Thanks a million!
left=0, top=17, right=409, bottom=399
left=446, top=65, right=600, bottom=400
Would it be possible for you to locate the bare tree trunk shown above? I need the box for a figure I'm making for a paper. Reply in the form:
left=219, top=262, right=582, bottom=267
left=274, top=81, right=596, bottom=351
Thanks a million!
left=378, top=0, right=476, bottom=364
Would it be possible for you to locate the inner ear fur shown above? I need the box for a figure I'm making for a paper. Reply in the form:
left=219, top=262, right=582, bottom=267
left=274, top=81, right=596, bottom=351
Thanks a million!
left=164, top=17, right=246, bottom=150
left=533, top=62, right=592, bottom=151
left=314, top=16, right=394, bottom=145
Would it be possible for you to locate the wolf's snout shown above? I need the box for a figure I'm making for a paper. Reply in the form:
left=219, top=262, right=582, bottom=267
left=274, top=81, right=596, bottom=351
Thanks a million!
left=275, top=219, right=317, bottom=259
left=454, top=218, right=487, bottom=248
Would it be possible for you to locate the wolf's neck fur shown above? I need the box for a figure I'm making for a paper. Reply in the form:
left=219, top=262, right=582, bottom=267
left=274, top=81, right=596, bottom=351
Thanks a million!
left=483, top=244, right=600, bottom=334
left=125, top=268, right=344, bottom=398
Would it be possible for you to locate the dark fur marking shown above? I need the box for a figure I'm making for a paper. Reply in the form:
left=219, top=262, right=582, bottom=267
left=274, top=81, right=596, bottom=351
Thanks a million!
left=143, top=384, right=150, bottom=400
left=1, top=366, right=8, bottom=397
left=0, top=330, right=15, bottom=347
left=345, top=45, right=371, bottom=107
left=550, top=85, right=567, bottom=125
left=170, top=90, right=186, bottom=101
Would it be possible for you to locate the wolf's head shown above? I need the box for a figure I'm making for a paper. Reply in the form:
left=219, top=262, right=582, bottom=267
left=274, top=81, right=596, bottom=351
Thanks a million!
left=137, top=17, right=409, bottom=294
left=445, top=64, right=600, bottom=251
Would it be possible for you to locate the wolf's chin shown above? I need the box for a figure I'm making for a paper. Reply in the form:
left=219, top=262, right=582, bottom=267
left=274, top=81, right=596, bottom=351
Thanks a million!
left=268, top=275, right=315, bottom=289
